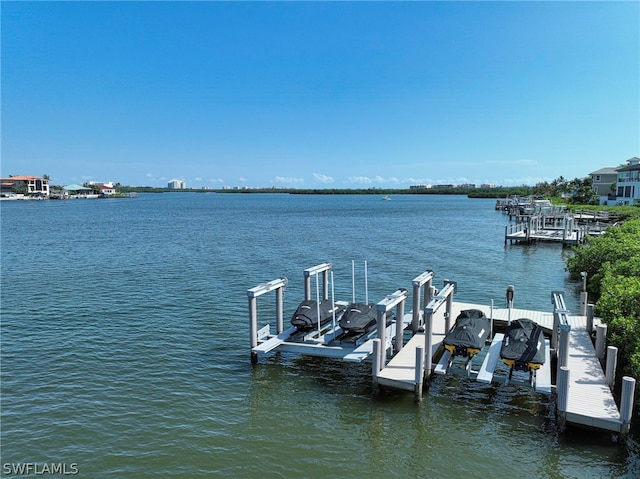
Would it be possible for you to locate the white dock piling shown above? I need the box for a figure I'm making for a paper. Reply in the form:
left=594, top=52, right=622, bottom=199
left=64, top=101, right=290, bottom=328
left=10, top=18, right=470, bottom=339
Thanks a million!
left=395, top=299, right=405, bottom=353
left=595, top=323, right=607, bottom=359
left=557, top=324, right=571, bottom=374
left=605, top=346, right=618, bottom=388
left=579, top=271, right=588, bottom=316
left=620, top=376, right=636, bottom=435
left=424, top=309, right=434, bottom=375
left=557, top=366, right=570, bottom=432
left=586, top=303, right=595, bottom=337
left=372, top=338, right=382, bottom=378
left=414, top=344, right=424, bottom=402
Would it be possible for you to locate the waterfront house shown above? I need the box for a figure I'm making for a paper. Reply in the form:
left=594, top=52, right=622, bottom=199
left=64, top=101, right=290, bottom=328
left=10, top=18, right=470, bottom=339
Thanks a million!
left=96, top=184, right=116, bottom=196
left=616, top=157, right=640, bottom=205
left=63, top=184, right=97, bottom=198
left=589, top=167, right=619, bottom=205
left=0, top=175, right=50, bottom=197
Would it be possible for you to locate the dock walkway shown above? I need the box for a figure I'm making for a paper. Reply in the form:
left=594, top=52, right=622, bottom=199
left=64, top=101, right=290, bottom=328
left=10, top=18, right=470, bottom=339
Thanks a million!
left=375, top=300, right=628, bottom=433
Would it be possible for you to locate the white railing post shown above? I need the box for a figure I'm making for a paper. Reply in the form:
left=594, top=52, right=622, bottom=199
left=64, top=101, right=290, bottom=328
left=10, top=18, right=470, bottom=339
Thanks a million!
left=414, top=344, right=424, bottom=402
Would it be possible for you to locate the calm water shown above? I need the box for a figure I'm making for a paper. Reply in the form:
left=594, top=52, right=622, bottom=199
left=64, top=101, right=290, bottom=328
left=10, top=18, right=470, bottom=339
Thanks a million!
left=1, top=193, right=637, bottom=478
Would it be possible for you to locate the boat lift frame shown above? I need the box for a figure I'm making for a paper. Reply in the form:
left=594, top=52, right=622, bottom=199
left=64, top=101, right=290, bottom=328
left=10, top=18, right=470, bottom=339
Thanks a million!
left=249, top=263, right=412, bottom=365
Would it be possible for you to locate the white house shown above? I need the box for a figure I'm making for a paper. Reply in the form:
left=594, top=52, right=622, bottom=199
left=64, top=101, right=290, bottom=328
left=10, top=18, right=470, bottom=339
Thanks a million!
left=616, top=157, right=640, bottom=205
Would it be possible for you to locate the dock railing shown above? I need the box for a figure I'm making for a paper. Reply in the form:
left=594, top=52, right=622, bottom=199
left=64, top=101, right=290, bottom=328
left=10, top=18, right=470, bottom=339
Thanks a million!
left=411, top=270, right=434, bottom=333
left=422, top=281, right=456, bottom=378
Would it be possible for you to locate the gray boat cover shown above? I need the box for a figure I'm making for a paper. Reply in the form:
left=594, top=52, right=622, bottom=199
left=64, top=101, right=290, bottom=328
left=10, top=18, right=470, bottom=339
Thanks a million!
left=500, top=318, right=546, bottom=366
left=290, top=299, right=345, bottom=330
left=443, top=309, right=491, bottom=352
left=339, top=303, right=377, bottom=334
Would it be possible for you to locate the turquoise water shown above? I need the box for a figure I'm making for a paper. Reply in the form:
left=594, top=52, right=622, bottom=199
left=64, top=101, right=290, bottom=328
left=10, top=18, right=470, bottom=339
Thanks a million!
left=1, top=193, right=637, bottom=478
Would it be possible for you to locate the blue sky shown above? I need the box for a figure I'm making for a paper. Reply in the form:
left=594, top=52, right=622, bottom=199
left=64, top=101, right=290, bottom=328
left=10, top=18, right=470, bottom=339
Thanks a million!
left=2, top=1, right=639, bottom=189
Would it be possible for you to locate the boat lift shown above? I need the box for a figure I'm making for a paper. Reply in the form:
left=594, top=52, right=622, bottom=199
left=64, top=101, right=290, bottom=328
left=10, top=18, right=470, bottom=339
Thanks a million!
left=249, top=262, right=412, bottom=365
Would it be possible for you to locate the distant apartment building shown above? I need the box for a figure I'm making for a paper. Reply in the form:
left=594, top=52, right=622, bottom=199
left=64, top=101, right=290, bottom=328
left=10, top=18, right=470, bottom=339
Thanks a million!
left=168, top=180, right=186, bottom=189
left=0, top=175, right=50, bottom=197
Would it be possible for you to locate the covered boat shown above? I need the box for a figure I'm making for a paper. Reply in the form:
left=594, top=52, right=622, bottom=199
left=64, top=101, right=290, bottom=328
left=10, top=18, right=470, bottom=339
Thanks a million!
left=443, top=309, right=491, bottom=358
left=500, top=318, right=546, bottom=372
left=339, top=303, right=378, bottom=334
left=290, top=299, right=345, bottom=330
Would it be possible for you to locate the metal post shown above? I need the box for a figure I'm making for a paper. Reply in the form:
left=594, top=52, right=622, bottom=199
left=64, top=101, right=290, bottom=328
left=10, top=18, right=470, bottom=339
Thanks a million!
left=552, top=309, right=559, bottom=352
left=620, top=376, right=636, bottom=435
left=605, top=346, right=617, bottom=388
left=445, top=288, right=453, bottom=334
left=372, top=338, right=382, bottom=387
left=586, top=303, right=595, bottom=337
left=275, top=285, right=284, bottom=334
left=557, top=366, right=570, bottom=432
left=506, top=285, right=514, bottom=325
left=412, top=281, right=421, bottom=333
left=395, top=300, right=405, bottom=353
left=376, top=310, right=386, bottom=369
left=424, top=310, right=434, bottom=377
left=249, top=295, right=258, bottom=363
left=304, top=275, right=311, bottom=301
left=557, top=324, right=571, bottom=381
left=580, top=271, right=588, bottom=316
left=595, top=323, right=607, bottom=359
left=322, top=270, right=329, bottom=301
left=414, top=344, right=424, bottom=402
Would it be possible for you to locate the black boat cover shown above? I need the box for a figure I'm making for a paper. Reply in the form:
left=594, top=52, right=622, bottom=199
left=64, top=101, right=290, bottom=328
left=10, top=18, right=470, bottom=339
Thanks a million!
left=500, top=318, right=546, bottom=369
left=290, top=299, right=345, bottom=330
left=443, top=309, right=491, bottom=356
left=339, top=303, right=377, bottom=334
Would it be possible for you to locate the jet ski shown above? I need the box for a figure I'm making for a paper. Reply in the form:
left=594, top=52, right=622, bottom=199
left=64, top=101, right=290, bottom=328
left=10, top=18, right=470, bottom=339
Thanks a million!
left=443, top=309, right=491, bottom=359
left=338, top=303, right=378, bottom=335
left=290, top=299, right=345, bottom=330
left=500, top=318, right=546, bottom=373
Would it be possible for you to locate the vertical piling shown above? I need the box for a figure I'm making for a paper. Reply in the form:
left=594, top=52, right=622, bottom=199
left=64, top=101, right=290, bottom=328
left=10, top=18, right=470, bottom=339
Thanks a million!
left=586, top=303, right=595, bottom=337
left=376, top=310, right=387, bottom=369
left=372, top=338, right=381, bottom=392
left=414, top=344, right=424, bottom=403
left=605, top=346, right=618, bottom=388
left=424, top=309, right=434, bottom=377
left=557, top=366, right=570, bottom=432
left=557, top=324, right=571, bottom=380
left=276, top=285, right=284, bottom=334
left=595, top=323, right=607, bottom=359
left=395, top=300, right=405, bottom=353
left=620, top=376, right=636, bottom=435
left=412, top=281, right=421, bottom=333
left=249, top=295, right=258, bottom=364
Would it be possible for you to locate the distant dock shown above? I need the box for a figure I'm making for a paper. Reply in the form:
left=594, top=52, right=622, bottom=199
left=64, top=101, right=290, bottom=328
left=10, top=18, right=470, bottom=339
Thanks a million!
left=248, top=263, right=636, bottom=438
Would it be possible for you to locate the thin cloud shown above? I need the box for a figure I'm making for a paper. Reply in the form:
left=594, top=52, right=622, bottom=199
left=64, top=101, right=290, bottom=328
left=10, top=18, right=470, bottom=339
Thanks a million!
left=313, top=173, right=334, bottom=183
left=274, top=176, right=304, bottom=184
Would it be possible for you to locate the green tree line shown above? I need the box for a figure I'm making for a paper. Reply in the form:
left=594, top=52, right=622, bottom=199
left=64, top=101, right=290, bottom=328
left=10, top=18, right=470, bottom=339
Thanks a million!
left=567, top=218, right=640, bottom=378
